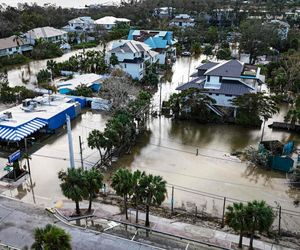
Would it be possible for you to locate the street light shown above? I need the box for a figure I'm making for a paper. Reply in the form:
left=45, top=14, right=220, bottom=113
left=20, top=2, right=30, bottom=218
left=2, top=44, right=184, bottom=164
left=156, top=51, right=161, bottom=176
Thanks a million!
left=24, top=137, right=35, bottom=175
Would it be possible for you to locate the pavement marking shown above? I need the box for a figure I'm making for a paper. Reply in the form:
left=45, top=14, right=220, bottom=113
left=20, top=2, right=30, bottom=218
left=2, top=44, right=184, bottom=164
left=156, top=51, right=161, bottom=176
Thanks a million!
left=131, top=229, right=138, bottom=241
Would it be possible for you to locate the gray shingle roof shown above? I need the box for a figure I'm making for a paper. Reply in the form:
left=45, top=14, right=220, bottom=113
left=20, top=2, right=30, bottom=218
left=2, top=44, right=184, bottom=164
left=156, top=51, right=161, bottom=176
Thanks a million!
left=196, top=62, right=218, bottom=70
left=205, top=60, right=243, bottom=78
left=110, top=40, right=150, bottom=54
left=176, top=78, right=253, bottom=96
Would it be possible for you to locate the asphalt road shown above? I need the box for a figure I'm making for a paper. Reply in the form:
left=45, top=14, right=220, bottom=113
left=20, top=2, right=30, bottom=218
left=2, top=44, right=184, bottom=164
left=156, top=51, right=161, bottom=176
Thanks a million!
left=0, top=196, right=161, bottom=250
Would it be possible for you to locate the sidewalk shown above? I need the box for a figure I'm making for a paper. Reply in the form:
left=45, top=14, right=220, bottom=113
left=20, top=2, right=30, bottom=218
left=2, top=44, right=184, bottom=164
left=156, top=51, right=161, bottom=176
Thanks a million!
left=57, top=200, right=293, bottom=250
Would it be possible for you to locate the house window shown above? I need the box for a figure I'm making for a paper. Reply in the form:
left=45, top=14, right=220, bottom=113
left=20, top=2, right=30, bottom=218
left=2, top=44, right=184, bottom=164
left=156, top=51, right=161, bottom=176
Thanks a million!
left=219, top=76, right=222, bottom=82
left=225, top=94, right=232, bottom=97
left=124, top=64, right=127, bottom=68
left=140, top=64, right=143, bottom=69
left=216, top=94, right=219, bottom=96
left=9, top=48, right=12, bottom=51
left=207, top=76, right=210, bottom=82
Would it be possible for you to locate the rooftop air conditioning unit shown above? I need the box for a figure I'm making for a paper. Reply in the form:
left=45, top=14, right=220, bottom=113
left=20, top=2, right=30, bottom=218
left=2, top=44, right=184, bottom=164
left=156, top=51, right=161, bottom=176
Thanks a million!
left=3, top=112, right=12, bottom=119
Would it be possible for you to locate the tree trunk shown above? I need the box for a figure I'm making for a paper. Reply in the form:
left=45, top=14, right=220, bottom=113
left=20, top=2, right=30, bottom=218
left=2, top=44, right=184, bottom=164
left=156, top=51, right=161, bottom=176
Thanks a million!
left=145, top=204, right=150, bottom=227
left=88, top=194, right=92, bottom=213
left=249, top=230, right=254, bottom=250
left=135, top=201, right=139, bottom=223
left=238, top=229, right=243, bottom=248
left=75, top=200, right=80, bottom=215
left=124, top=195, right=128, bottom=220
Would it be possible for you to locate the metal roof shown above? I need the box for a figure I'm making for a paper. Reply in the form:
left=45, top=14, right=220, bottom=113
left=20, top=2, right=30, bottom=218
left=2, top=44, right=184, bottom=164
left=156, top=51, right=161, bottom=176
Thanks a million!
left=196, top=62, right=218, bottom=70
left=26, top=26, right=67, bottom=39
left=94, top=16, right=130, bottom=25
left=0, top=118, right=47, bottom=142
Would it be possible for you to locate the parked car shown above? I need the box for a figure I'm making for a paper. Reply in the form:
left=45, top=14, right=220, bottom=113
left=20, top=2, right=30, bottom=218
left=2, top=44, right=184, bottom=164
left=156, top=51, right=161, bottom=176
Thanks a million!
left=181, top=51, right=191, bottom=57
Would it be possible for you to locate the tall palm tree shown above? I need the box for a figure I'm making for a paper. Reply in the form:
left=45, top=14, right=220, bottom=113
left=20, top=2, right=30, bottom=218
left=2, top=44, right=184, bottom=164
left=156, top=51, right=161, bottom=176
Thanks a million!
left=58, top=168, right=88, bottom=215
left=46, top=59, right=57, bottom=81
left=111, top=168, right=133, bottom=220
left=225, top=202, right=247, bottom=248
left=131, top=170, right=146, bottom=223
left=139, top=174, right=167, bottom=227
left=32, top=224, right=71, bottom=250
left=245, top=200, right=275, bottom=250
left=84, top=168, right=103, bottom=213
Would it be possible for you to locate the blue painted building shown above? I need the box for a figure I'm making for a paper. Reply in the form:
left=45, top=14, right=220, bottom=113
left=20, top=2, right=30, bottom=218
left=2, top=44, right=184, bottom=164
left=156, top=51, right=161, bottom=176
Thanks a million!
left=127, top=30, right=177, bottom=64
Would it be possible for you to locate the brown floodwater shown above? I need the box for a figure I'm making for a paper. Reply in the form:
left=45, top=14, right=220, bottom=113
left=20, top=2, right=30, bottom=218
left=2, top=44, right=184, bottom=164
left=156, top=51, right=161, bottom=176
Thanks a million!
left=1, top=56, right=299, bottom=219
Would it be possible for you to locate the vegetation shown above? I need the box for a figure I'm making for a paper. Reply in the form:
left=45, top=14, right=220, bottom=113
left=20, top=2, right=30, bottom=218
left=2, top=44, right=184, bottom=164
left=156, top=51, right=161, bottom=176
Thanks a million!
left=111, top=168, right=133, bottom=220
left=226, top=200, right=274, bottom=249
left=37, top=69, right=51, bottom=84
left=31, top=41, right=63, bottom=60
left=32, top=224, right=71, bottom=250
left=84, top=168, right=103, bottom=213
left=58, top=168, right=88, bottom=215
left=88, top=91, right=151, bottom=168
left=285, top=96, right=300, bottom=129
left=0, top=72, right=37, bottom=103
left=216, top=48, right=231, bottom=60
left=141, top=63, right=159, bottom=86
left=164, top=88, right=220, bottom=122
left=0, top=54, right=29, bottom=68
left=71, top=84, right=94, bottom=97
left=232, top=93, right=279, bottom=127
left=72, top=41, right=98, bottom=50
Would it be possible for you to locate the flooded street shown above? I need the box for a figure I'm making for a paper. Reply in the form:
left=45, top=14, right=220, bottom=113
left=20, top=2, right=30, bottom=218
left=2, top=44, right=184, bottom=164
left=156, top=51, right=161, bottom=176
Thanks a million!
left=1, top=56, right=300, bottom=220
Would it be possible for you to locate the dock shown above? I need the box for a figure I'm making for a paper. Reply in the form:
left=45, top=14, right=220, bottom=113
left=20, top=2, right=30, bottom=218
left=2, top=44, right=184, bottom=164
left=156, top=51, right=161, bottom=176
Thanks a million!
left=268, top=122, right=300, bottom=132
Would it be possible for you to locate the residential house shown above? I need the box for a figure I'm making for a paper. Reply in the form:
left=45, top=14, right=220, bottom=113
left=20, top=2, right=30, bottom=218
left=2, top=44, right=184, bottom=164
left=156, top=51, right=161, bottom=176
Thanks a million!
left=169, top=14, right=195, bottom=28
left=106, top=40, right=159, bottom=80
left=0, top=35, right=33, bottom=57
left=127, top=30, right=177, bottom=64
left=25, top=26, right=68, bottom=45
left=62, top=16, right=95, bottom=33
left=153, top=7, right=175, bottom=19
left=269, top=20, right=290, bottom=40
left=176, top=60, right=264, bottom=108
left=94, top=16, right=130, bottom=30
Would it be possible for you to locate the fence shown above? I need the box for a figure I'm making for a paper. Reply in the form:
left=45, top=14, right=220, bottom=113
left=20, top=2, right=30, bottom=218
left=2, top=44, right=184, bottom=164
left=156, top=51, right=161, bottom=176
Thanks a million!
left=163, top=184, right=300, bottom=236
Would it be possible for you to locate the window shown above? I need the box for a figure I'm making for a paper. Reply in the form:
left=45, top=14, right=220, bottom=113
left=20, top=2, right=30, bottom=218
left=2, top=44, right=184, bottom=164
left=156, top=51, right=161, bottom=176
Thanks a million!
left=225, top=94, right=232, bottom=97
left=124, top=64, right=127, bottom=68
left=207, top=76, right=210, bottom=82
left=219, top=76, right=222, bottom=82
left=140, top=64, right=143, bottom=69
left=216, top=94, right=219, bottom=96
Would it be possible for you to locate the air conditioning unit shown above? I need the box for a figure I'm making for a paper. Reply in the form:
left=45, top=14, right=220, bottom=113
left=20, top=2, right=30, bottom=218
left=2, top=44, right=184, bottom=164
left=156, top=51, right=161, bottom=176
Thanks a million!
left=3, top=112, right=12, bottom=119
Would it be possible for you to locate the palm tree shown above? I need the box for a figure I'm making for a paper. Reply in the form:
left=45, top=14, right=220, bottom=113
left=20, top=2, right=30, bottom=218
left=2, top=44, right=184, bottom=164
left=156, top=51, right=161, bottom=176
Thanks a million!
left=139, top=174, right=167, bottom=227
left=131, top=170, right=146, bottom=223
left=84, top=168, right=103, bottom=213
left=87, top=129, right=107, bottom=162
left=225, top=202, right=247, bottom=248
left=285, top=97, right=300, bottom=129
left=245, top=200, right=275, bottom=250
left=58, top=168, right=88, bottom=215
left=31, top=224, right=71, bottom=250
left=46, top=60, right=57, bottom=80
left=111, top=168, right=133, bottom=220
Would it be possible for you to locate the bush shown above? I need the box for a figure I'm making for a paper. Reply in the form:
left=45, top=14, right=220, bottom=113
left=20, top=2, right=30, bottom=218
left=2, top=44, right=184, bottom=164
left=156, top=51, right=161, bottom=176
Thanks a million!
left=31, top=42, right=63, bottom=60
left=37, top=69, right=51, bottom=84
left=0, top=54, right=29, bottom=67
left=72, top=41, right=98, bottom=50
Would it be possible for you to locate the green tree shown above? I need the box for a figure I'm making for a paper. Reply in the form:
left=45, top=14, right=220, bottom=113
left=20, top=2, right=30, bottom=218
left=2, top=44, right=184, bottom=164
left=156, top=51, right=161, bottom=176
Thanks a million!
left=245, top=200, right=275, bottom=250
left=203, top=44, right=213, bottom=58
left=109, top=53, right=119, bottom=66
left=111, top=168, right=133, bottom=220
left=191, top=42, right=201, bottom=55
left=58, top=168, right=88, bottom=215
left=37, top=69, right=51, bottom=84
left=31, top=224, right=71, bottom=250
left=131, top=170, right=146, bottom=223
left=46, top=59, right=58, bottom=79
left=225, top=202, right=247, bottom=248
left=72, top=84, right=93, bottom=97
left=84, top=168, right=103, bottom=213
left=87, top=130, right=108, bottom=163
left=139, top=174, right=167, bottom=227
left=216, top=48, right=231, bottom=60
left=285, top=97, right=300, bottom=129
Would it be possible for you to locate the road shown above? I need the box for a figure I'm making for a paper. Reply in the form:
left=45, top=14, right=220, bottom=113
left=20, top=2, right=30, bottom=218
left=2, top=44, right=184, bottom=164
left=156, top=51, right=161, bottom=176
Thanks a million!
left=0, top=196, right=161, bottom=250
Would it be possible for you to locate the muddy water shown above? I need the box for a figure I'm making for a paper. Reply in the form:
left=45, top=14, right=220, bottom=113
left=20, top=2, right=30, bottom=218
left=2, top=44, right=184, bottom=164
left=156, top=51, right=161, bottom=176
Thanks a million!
left=1, top=56, right=300, bottom=215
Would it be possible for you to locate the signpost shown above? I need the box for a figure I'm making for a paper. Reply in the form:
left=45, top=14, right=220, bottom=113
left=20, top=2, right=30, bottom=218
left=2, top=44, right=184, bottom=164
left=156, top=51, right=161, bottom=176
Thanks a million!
left=8, top=150, right=21, bottom=163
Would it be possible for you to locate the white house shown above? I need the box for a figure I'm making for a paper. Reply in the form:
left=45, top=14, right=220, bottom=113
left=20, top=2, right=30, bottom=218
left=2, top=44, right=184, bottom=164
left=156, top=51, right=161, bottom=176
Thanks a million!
left=0, top=35, right=33, bottom=57
left=106, top=40, right=159, bottom=80
left=25, top=26, right=68, bottom=45
left=169, top=14, right=195, bottom=28
left=153, top=7, right=175, bottom=19
left=176, top=60, right=264, bottom=108
left=269, top=20, right=290, bottom=40
left=62, top=16, right=95, bottom=33
left=94, top=16, right=130, bottom=30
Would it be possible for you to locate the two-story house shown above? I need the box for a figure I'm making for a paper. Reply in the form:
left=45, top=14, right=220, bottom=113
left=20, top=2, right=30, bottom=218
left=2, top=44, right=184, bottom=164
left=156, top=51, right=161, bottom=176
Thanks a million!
left=0, top=35, right=33, bottom=57
left=94, top=16, right=130, bottom=30
left=62, top=16, right=95, bottom=33
left=25, top=26, right=68, bottom=45
left=169, top=14, right=195, bottom=28
left=127, top=30, right=177, bottom=65
left=176, top=60, right=264, bottom=108
left=106, top=40, right=159, bottom=80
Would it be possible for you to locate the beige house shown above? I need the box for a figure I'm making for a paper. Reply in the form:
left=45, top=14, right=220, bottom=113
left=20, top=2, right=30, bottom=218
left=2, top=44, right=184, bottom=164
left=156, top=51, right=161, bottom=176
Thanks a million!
left=0, top=35, right=33, bottom=57
left=25, top=26, right=68, bottom=45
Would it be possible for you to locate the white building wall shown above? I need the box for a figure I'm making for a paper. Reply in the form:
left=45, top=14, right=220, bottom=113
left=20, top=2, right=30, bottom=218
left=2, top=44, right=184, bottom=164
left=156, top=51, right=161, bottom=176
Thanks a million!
left=119, top=62, right=144, bottom=80
left=207, top=93, right=235, bottom=107
left=158, top=52, right=166, bottom=64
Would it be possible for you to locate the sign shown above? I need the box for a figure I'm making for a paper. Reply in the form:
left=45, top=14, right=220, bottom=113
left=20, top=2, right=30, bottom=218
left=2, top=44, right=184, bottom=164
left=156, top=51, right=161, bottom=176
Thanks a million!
left=8, top=150, right=21, bottom=163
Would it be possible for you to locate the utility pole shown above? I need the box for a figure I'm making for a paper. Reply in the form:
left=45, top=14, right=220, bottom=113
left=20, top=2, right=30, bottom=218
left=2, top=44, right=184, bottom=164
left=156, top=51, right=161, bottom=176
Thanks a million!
left=79, top=136, right=84, bottom=169
left=159, top=80, right=162, bottom=115
left=24, top=137, right=34, bottom=175
left=66, top=115, right=75, bottom=169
